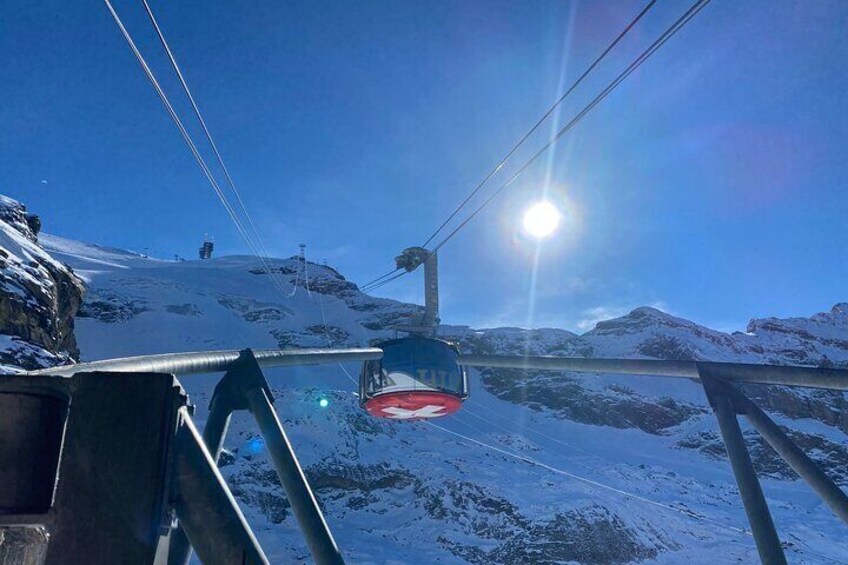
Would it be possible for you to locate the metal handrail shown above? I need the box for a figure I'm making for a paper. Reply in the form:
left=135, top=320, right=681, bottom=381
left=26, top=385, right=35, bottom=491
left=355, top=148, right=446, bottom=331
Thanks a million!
left=26, top=347, right=383, bottom=378
left=457, top=355, right=848, bottom=391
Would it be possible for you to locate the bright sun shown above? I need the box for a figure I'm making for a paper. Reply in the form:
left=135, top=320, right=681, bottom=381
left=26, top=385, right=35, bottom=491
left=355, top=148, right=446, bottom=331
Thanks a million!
left=522, top=201, right=561, bottom=238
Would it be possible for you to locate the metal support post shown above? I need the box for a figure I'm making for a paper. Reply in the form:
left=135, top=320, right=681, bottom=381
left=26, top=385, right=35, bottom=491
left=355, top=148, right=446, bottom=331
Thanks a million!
left=244, top=386, right=345, bottom=565
left=172, top=408, right=268, bottom=564
left=731, top=389, right=848, bottom=526
left=201, top=392, right=235, bottom=463
left=168, top=395, right=234, bottom=565
left=393, top=246, right=439, bottom=333
left=422, top=251, right=439, bottom=329
left=246, top=387, right=343, bottom=564
left=701, top=375, right=787, bottom=565
left=200, top=350, right=345, bottom=565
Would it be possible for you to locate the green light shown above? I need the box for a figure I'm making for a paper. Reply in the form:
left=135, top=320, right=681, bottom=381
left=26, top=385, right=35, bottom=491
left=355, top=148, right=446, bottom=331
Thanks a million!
left=319, top=398, right=329, bottom=408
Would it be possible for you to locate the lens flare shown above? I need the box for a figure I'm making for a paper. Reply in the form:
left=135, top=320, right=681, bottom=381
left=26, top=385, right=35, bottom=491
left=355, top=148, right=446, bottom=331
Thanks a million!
left=319, top=398, right=329, bottom=408
left=522, top=201, right=561, bottom=238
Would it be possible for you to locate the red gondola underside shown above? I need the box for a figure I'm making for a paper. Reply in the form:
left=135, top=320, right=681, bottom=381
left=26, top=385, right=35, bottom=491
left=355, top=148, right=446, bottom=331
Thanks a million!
left=364, top=391, right=462, bottom=420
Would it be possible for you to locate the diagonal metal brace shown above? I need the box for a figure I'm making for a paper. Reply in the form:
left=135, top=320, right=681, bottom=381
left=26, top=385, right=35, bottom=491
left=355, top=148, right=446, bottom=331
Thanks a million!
left=240, top=351, right=345, bottom=565
left=171, top=407, right=269, bottom=564
left=700, top=372, right=787, bottom=565
left=218, top=350, right=345, bottom=565
left=168, top=351, right=267, bottom=565
left=725, top=385, right=848, bottom=526
left=170, top=350, right=344, bottom=565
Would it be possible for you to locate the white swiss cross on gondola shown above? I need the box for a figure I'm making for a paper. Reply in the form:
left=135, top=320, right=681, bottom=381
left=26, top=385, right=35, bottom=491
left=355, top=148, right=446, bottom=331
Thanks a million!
left=381, top=405, right=447, bottom=419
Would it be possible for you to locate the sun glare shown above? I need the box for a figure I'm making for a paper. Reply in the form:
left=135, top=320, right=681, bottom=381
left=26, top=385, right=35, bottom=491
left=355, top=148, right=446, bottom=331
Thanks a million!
left=522, top=201, right=561, bottom=239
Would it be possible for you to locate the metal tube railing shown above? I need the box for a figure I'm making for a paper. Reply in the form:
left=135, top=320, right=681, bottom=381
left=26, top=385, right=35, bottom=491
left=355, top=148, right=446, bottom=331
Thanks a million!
left=457, top=355, right=848, bottom=391
left=26, top=348, right=383, bottom=378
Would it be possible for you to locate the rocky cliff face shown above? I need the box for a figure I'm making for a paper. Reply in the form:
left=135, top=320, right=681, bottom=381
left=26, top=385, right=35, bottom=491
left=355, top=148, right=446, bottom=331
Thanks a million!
left=0, top=196, right=84, bottom=371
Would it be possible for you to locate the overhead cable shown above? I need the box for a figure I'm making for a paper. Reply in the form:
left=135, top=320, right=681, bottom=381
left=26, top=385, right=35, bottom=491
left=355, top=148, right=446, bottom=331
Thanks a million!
left=140, top=0, right=284, bottom=284
left=427, top=0, right=713, bottom=256
left=361, top=0, right=658, bottom=291
left=360, top=267, right=403, bottom=292
left=364, top=0, right=712, bottom=293
left=104, top=0, right=290, bottom=297
left=426, top=420, right=749, bottom=536
left=421, top=0, right=659, bottom=248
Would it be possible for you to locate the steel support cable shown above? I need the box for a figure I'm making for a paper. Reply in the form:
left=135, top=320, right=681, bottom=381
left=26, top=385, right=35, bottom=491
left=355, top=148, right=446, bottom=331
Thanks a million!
left=316, top=290, right=358, bottom=386
left=360, top=270, right=406, bottom=294
left=460, top=402, right=614, bottom=466
left=362, top=0, right=657, bottom=289
left=466, top=399, right=658, bottom=468
left=420, top=0, right=659, bottom=249
left=359, top=0, right=658, bottom=290
left=287, top=260, right=300, bottom=298
left=360, top=267, right=403, bottom=292
left=292, top=260, right=353, bottom=385
left=104, top=1, right=291, bottom=298
left=359, top=280, right=396, bottom=295
left=360, top=0, right=712, bottom=293
left=428, top=0, right=712, bottom=257
left=425, top=421, right=750, bottom=536
left=106, top=1, right=290, bottom=298
left=452, top=407, right=604, bottom=475
left=140, top=0, right=286, bottom=288
left=360, top=275, right=395, bottom=293
left=430, top=416, right=847, bottom=564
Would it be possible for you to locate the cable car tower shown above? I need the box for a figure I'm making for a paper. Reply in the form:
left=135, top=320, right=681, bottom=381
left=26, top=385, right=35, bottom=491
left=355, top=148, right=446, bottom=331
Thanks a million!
left=198, top=235, right=214, bottom=260
left=392, top=247, right=440, bottom=334
left=359, top=248, right=469, bottom=420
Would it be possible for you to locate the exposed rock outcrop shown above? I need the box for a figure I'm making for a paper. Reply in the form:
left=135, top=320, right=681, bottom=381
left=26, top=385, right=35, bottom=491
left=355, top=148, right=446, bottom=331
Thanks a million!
left=0, top=196, right=84, bottom=370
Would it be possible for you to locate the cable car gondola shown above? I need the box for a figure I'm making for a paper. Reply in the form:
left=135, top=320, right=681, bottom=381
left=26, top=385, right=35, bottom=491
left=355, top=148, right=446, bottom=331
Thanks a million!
left=359, top=336, right=469, bottom=420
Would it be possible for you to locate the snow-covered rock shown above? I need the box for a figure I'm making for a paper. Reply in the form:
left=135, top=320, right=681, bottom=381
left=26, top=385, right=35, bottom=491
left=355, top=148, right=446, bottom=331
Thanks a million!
left=0, top=196, right=83, bottom=371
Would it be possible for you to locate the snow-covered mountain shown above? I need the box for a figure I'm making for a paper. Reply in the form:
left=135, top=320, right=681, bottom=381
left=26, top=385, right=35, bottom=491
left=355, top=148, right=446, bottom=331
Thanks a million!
left=3, top=216, right=847, bottom=563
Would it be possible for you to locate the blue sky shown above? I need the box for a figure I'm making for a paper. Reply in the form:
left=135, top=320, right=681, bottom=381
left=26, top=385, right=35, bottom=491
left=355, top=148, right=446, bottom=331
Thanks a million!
left=2, top=0, right=847, bottom=333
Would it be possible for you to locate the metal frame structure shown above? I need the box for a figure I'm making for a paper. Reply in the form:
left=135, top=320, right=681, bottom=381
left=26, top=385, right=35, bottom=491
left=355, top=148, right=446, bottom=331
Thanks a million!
left=5, top=347, right=382, bottom=565
left=458, top=354, right=848, bottom=565
left=7, top=348, right=848, bottom=564
left=165, top=349, right=347, bottom=565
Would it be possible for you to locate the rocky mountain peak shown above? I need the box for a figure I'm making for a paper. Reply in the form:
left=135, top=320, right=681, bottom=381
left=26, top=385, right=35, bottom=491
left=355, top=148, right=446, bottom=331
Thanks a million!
left=832, top=302, right=848, bottom=315
left=0, top=195, right=42, bottom=242
left=585, top=306, right=690, bottom=337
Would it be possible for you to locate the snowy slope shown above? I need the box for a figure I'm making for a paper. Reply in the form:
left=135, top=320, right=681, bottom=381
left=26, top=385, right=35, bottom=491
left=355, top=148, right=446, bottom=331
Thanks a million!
left=39, top=234, right=848, bottom=564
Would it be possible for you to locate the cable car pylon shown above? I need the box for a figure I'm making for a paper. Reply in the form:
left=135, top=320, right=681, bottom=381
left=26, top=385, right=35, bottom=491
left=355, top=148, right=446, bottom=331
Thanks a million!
left=393, top=247, right=440, bottom=334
